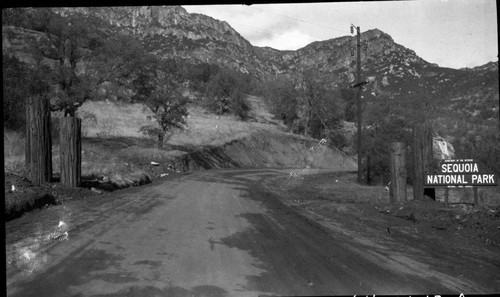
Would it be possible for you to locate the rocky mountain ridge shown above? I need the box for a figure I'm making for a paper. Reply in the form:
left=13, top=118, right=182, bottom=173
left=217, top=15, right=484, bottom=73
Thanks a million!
left=2, top=5, right=498, bottom=123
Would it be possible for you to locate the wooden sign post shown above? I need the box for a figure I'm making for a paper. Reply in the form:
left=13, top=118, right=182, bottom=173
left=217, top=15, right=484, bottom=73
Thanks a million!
left=390, top=142, right=407, bottom=203
left=412, top=124, right=435, bottom=201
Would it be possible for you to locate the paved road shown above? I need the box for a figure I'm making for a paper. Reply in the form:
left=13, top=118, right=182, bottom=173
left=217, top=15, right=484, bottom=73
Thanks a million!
left=5, top=169, right=479, bottom=296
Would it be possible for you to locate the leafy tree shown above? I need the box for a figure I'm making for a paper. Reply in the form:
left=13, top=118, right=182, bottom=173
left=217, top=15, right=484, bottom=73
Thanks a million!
left=186, top=62, right=220, bottom=92
left=2, top=8, right=32, bottom=27
left=3, top=55, right=29, bottom=130
left=296, top=71, right=344, bottom=138
left=87, top=34, right=148, bottom=102
left=263, top=76, right=299, bottom=127
left=360, top=116, right=412, bottom=184
left=262, top=73, right=343, bottom=139
left=452, top=122, right=500, bottom=175
left=204, top=67, right=251, bottom=119
left=311, top=88, right=345, bottom=141
left=132, top=56, right=189, bottom=147
left=25, top=8, right=93, bottom=116
left=3, top=54, right=53, bottom=131
left=17, top=8, right=148, bottom=115
left=340, top=88, right=356, bottom=122
left=358, top=93, right=408, bottom=184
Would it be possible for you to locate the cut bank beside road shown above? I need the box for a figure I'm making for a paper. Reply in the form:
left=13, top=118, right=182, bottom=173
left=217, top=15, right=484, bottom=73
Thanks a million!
left=4, top=128, right=356, bottom=221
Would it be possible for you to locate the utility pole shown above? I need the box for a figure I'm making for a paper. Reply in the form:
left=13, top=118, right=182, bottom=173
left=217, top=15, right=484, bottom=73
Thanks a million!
left=351, top=24, right=363, bottom=184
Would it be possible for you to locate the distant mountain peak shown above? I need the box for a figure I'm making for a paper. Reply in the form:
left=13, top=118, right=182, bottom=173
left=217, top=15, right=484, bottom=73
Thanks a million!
left=362, top=28, right=393, bottom=41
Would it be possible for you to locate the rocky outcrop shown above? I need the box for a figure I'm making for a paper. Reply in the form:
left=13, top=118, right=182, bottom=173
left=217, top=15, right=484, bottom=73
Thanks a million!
left=52, top=6, right=259, bottom=75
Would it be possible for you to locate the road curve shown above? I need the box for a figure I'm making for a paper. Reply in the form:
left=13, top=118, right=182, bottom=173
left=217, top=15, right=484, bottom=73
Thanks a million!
left=6, top=169, right=469, bottom=296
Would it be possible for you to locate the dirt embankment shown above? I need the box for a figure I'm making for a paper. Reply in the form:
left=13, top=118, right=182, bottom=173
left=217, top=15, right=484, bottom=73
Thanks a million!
left=5, top=132, right=356, bottom=221
left=149, top=132, right=356, bottom=175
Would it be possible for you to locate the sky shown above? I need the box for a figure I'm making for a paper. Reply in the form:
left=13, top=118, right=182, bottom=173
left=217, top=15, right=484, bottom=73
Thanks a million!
left=183, top=0, right=498, bottom=69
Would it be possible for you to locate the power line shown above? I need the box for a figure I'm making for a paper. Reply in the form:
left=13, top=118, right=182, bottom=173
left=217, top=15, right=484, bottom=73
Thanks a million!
left=228, top=20, right=321, bottom=49
left=247, top=5, right=347, bottom=36
left=186, top=5, right=350, bottom=48
left=226, top=11, right=350, bottom=49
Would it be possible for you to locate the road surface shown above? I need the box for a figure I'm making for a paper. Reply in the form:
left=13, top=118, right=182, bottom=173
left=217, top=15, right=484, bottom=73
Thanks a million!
left=5, top=169, right=490, bottom=296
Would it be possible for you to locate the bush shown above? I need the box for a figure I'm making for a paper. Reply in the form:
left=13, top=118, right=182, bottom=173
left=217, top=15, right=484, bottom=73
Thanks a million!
left=261, top=76, right=299, bottom=127
left=203, top=67, right=251, bottom=119
left=228, top=92, right=251, bottom=120
left=328, top=129, right=349, bottom=151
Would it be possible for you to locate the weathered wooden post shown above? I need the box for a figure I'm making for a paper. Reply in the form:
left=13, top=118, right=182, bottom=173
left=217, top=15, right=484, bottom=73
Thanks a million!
left=60, top=117, right=82, bottom=187
left=390, top=142, right=407, bottom=203
left=444, top=188, right=449, bottom=207
left=25, top=96, right=52, bottom=184
left=412, top=123, right=435, bottom=201
left=473, top=187, right=479, bottom=207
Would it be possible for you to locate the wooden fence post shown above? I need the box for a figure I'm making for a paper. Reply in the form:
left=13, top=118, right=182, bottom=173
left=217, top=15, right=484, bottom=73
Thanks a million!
left=412, top=123, right=435, bottom=201
left=391, top=142, right=407, bottom=203
left=25, top=96, right=52, bottom=184
left=60, top=117, right=82, bottom=187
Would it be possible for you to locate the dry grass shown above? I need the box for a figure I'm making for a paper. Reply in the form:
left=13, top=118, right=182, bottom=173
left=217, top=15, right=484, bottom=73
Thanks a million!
left=168, top=105, right=283, bottom=147
left=78, top=99, right=286, bottom=147
left=77, top=100, right=154, bottom=138
left=79, top=141, right=183, bottom=178
left=4, top=97, right=288, bottom=180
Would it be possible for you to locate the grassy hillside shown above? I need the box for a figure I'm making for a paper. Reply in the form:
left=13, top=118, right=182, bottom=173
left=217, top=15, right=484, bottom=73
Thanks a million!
left=0, top=97, right=356, bottom=179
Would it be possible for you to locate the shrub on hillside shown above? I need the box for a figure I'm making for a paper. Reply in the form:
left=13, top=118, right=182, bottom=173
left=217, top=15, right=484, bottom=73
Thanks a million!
left=327, top=130, right=350, bottom=152
left=228, top=92, right=251, bottom=120
left=203, top=67, right=251, bottom=119
left=138, top=125, right=163, bottom=141
left=262, top=76, right=299, bottom=127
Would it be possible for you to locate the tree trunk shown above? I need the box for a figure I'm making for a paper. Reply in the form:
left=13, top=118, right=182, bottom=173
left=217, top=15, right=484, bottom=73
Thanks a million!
left=412, top=123, right=435, bottom=201
left=305, top=95, right=313, bottom=136
left=60, top=117, right=81, bottom=187
left=157, top=131, right=164, bottom=148
left=391, top=142, right=407, bottom=203
left=25, top=96, right=52, bottom=184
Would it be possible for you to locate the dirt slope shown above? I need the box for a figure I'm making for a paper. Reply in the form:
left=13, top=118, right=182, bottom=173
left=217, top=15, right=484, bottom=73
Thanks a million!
left=158, top=132, right=356, bottom=174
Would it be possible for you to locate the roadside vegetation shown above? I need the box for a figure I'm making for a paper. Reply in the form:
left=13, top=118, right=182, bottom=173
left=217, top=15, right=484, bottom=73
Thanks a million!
left=3, top=7, right=499, bottom=219
left=259, top=73, right=500, bottom=185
